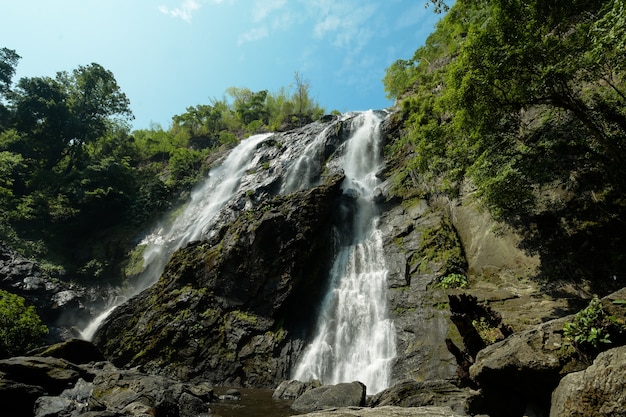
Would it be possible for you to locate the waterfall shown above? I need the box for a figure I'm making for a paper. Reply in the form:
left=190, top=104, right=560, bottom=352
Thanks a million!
left=292, top=111, right=397, bottom=394
left=80, top=111, right=397, bottom=394
left=79, top=133, right=271, bottom=340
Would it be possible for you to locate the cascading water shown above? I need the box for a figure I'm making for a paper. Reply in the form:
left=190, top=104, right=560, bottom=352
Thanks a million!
left=79, top=133, right=271, bottom=340
left=292, top=111, right=397, bottom=394
left=80, top=111, right=396, bottom=394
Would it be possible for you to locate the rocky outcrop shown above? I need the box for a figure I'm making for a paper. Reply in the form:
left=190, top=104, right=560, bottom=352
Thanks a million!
left=0, top=341, right=216, bottom=417
left=550, top=345, right=626, bottom=417
left=378, top=200, right=459, bottom=384
left=467, top=287, right=626, bottom=416
left=93, top=174, right=346, bottom=387
left=291, top=381, right=366, bottom=413
left=0, top=243, right=118, bottom=342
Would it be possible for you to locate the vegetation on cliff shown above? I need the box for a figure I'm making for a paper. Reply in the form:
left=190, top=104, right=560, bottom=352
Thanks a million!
left=383, top=0, right=626, bottom=288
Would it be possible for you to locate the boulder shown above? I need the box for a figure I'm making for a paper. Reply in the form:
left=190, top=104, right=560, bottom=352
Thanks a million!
left=297, top=405, right=466, bottom=416
left=467, top=315, right=572, bottom=416
left=0, top=356, right=92, bottom=417
left=36, top=338, right=106, bottom=364
left=0, top=380, right=45, bottom=417
left=468, top=287, right=626, bottom=417
left=550, top=345, right=626, bottom=417
left=369, top=379, right=474, bottom=414
left=34, top=395, right=79, bottom=417
left=0, top=356, right=87, bottom=395
left=81, top=365, right=210, bottom=416
left=291, top=381, right=366, bottom=413
left=273, top=379, right=322, bottom=400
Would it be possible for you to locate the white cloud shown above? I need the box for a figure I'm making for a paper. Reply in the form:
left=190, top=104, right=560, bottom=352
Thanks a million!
left=159, top=0, right=202, bottom=23
left=308, top=1, right=377, bottom=53
left=253, top=0, right=287, bottom=22
left=237, top=26, right=269, bottom=45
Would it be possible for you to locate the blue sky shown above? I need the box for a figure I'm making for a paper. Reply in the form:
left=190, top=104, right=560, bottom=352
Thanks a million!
left=2, top=0, right=443, bottom=130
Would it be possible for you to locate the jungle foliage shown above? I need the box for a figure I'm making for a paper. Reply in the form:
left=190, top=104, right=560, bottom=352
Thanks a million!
left=384, top=0, right=626, bottom=287
left=0, top=50, right=324, bottom=283
left=0, top=289, right=48, bottom=357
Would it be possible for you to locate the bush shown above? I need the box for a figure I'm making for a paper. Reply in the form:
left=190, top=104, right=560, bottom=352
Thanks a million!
left=0, top=289, right=48, bottom=358
left=439, top=273, right=468, bottom=289
left=563, top=297, right=624, bottom=352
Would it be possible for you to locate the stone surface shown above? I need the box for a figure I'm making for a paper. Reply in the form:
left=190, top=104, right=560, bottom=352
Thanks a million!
left=273, top=379, right=322, bottom=400
left=378, top=201, right=459, bottom=384
left=291, top=382, right=367, bottom=413
left=369, top=379, right=473, bottom=415
left=550, top=345, right=626, bottom=417
left=298, top=405, right=466, bottom=417
left=469, top=287, right=626, bottom=417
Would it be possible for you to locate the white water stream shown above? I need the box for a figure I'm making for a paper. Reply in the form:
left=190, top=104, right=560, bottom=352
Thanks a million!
left=79, top=133, right=271, bottom=340
left=292, top=111, right=396, bottom=394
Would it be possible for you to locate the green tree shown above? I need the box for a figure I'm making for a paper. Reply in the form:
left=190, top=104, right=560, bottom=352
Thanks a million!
left=58, top=63, right=133, bottom=148
left=0, top=289, right=48, bottom=358
left=0, top=48, right=20, bottom=129
left=0, top=48, right=20, bottom=95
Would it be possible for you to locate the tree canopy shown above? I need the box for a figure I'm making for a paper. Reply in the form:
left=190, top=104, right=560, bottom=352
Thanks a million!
left=384, top=0, right=626, bottom=287
left=0, top=53, right=325, bottom=284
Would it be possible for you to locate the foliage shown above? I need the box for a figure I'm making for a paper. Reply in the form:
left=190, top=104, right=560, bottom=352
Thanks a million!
left=0, top=49, right=326, bottom=284
left=0, top=289, right=48, bottom=358
left=439, top=273, right=468, bottom=289
left=472, top=316, right=501, bottom=345
left=383, top=0, right=626, bottom=285
left=563, top=297, right=624, bottom=352
left=417, top=216, right=467, bottom=277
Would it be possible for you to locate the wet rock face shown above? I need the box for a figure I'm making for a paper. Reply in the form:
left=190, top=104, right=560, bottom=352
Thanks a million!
left=94, top=175, right=346, bottom=387
left=377, top=201, right=459, bottom=384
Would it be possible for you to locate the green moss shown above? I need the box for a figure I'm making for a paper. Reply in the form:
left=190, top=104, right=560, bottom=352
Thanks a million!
left=417, top=216, right=466, bottom=276
left=227, top=310, right=259, bottom=325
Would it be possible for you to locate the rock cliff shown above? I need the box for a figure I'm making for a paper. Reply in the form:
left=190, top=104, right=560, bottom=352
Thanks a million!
left=93, top=174, right=346, bottom=387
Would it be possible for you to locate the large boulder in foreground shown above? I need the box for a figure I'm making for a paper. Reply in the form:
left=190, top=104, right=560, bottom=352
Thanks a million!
left=550, top=345, right=626, bottom=417
left=291, top=381, right=366, bottom=413
left=0, top=340, right=216, bottom=417
left=469, top=287, right=626, bottom=417
left=297, top=405, right=466, bottom=417
left=94, top=175, right=346, bottom=387
left=369, top=379, right=473, bottom=415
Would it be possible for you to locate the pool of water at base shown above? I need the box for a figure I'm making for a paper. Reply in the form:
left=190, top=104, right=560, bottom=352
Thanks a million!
left=208, top=388, right=301, bottom=417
